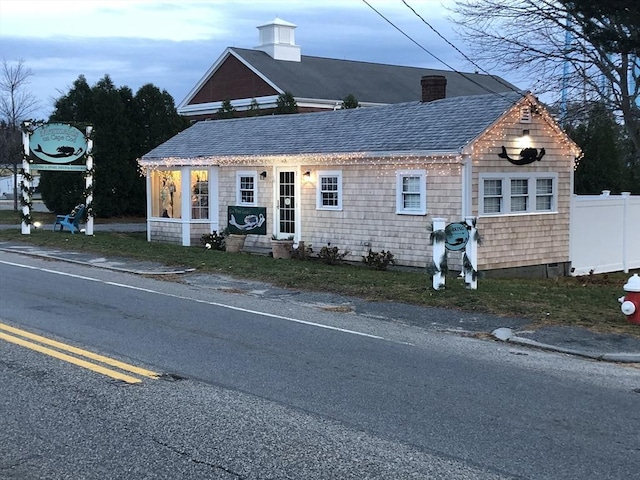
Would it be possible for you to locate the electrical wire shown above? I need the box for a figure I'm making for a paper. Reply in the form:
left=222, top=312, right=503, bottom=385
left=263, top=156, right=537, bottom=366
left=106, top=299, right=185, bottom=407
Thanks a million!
left=400, top=0, right=520, bottom=94
left=360, top=0, right=521, bottom=100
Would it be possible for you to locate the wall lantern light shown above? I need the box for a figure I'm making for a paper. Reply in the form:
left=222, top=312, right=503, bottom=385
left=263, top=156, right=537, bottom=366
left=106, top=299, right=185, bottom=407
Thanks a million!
left=518, top=129, right=531, bottom=149
left=303, top=170, right=311, bottom=177
left=260, top=171, right=267, bottom=179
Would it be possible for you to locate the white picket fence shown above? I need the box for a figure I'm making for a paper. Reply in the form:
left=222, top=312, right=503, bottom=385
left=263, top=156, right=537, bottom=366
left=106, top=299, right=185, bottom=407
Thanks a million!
left=570, top=192, right=640, bottom=276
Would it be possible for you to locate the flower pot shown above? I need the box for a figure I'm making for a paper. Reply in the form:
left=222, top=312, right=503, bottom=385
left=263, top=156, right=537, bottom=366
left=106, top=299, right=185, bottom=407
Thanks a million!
left=225, top=234, right=246, bottom=253
left=271, top=239, right=293, bottom=259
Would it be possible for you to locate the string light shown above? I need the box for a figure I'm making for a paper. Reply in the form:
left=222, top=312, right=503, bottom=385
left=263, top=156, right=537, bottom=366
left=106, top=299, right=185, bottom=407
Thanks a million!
left=138, top=152, right=465, bottom=175
left=471, top=95, right=581, bottom=164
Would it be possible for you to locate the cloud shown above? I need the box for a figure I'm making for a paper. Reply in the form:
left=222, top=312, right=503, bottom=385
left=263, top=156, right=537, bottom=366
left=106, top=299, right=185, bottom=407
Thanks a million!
left=0, top=0, right=521, bottom=120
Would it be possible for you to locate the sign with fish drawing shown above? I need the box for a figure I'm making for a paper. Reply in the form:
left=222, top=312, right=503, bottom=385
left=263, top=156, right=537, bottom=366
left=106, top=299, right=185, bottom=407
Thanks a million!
left=228, top=206, right=267, bottom=235
left=29, top=123, right=87, bottom=164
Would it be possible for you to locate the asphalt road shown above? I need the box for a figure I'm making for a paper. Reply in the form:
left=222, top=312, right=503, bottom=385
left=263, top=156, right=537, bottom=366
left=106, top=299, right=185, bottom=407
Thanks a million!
left=1, top=251, right=639, bottom=479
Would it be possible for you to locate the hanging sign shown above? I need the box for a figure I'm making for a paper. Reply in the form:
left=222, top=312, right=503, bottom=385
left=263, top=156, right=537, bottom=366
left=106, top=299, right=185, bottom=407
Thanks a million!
left=445, top=222, right=469, bottom=251
left=498, top=146, right=545, bottom=166
left=228, top=206, right=267, bottom=235
left=29, top=123, right=87, bottom=164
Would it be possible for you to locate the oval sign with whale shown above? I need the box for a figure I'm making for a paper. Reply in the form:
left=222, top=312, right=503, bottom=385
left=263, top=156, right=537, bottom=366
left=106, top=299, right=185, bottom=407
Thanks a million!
left=444, top=222, right=469, bottom=251
left=29, top=123, right=87, bottom=164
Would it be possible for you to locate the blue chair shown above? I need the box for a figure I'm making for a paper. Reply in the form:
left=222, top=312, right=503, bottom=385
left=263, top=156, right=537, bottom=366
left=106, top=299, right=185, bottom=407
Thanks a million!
left=53, top=204, right=86, bottom=234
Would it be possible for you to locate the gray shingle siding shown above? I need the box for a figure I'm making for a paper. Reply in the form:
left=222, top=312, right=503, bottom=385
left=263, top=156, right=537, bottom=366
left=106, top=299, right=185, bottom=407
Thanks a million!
left=143, top=91, right=525, bottom=161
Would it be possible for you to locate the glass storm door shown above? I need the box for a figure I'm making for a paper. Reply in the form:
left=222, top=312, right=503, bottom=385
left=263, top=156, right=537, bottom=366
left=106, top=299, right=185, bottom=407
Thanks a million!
left=277, top=170, right=296, bottom=238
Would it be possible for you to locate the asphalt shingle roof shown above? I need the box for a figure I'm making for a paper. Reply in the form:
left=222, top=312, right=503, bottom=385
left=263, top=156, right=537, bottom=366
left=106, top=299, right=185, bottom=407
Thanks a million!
left=231, top=47, right=519, bottom=103
left=142, top=91, right=525, bottom=161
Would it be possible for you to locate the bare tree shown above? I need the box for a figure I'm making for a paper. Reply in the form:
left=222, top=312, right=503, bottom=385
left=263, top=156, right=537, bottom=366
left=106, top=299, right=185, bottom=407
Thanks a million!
left=0, top=59, right=40, bottom=210
left=449, top=0, right=640, bottom=153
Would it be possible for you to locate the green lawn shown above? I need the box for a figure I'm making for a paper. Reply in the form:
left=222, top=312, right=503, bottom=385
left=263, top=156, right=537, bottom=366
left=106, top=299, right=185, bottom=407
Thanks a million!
left=0, top=209, right=638, bottom=337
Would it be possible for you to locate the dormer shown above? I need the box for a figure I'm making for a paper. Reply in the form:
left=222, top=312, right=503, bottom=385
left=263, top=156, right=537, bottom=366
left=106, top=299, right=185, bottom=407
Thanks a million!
left=254, top=18, right=301, bottom=62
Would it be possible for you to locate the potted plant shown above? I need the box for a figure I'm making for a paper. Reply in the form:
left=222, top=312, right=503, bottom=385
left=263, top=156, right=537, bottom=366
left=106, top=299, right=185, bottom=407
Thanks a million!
left=270, top=235, right=294, bottom=259
left=225, top=232, right=246, bottom=252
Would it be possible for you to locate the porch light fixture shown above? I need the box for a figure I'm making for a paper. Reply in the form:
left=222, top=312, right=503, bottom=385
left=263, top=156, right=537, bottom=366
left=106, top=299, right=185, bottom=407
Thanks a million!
left=303, top=170, right=311, bottom=177
left=260, top=171, right=267, bottom=179
left=517, top=129, right=532, bottom=149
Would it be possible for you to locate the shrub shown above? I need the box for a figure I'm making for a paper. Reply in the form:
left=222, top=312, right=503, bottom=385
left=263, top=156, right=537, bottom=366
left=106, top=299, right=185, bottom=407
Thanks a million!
left=291, top=242, right=313, bottom=260
left=201, top=231, right=226, bottom=251
left=318, top=245, right=350, bottom=265
left=362, top=249, right=395, bottom=270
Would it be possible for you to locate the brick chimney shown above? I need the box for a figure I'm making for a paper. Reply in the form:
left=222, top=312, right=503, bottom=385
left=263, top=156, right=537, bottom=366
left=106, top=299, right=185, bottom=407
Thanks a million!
left=421, top=75, right=447, bottom=102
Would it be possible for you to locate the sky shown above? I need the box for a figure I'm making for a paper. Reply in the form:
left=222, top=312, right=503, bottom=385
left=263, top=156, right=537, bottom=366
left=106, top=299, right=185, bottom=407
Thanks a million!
left=0, top=0, right=523, bottom=120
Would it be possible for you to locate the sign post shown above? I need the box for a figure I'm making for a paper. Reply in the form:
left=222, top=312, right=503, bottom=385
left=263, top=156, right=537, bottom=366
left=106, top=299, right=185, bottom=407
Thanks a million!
left=85, top=126, right=94, bottom=235
left=431, top=219, right=479, bottom=291
left=22, top=122, right=94, bottom=235
left=463, top=217, right=478, bottom=290
left=20, top=125, right=31, bottom=234
left=431, top=218, right=447, bottom=290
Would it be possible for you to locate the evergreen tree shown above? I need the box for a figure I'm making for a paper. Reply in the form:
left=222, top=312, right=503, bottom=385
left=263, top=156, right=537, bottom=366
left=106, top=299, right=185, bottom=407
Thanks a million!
left=246, top=98, right=261, bottom=117
left=275, top=92, right=298, bottom=114
left=217, top=99, right=236, bottom=119
left=341, top=94, right=359, bottom=109
left=569, top=102, right=627, bottom=194
left=39, top=75, right=92, bottom=214
left=40, top=75, right=188, bottom=216
left=132, top=84, right=189, bottom=162
left=90, top=75, right=136, bottom=217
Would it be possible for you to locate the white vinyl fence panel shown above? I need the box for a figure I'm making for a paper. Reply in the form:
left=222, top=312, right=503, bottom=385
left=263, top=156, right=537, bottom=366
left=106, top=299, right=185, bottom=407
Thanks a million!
left=570, top=192, right=640, bottom=275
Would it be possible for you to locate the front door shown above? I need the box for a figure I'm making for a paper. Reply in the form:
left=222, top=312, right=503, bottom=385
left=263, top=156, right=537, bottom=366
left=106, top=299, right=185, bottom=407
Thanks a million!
left=276, top=170, right=296, bottom=238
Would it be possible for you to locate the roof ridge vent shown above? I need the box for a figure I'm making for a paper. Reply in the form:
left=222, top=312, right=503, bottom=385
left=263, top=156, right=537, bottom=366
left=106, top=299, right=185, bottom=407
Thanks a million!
left=254, top=18, right=301, bottom=62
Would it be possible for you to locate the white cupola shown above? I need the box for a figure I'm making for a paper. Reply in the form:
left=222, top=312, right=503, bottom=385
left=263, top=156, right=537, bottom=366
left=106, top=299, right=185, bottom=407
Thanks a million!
left=254, top=18, right=301, bottom=62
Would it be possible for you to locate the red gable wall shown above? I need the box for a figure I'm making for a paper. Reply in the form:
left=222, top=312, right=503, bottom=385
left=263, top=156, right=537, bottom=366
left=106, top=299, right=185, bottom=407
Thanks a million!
left=189, top=55, right=279, bottom=105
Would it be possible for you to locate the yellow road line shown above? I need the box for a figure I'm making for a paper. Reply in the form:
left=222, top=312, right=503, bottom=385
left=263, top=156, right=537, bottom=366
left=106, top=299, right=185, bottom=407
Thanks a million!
left=0, top=322, right=160, bottom=383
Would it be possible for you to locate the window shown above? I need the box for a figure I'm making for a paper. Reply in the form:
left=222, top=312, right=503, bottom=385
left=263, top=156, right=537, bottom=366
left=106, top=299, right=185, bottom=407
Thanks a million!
left=191, top=170, right=208, bottom=219
left=483, top=179, right=502, bottom=214
left=151, top=170, right=181, bottom=219
left=480, top=173, right=557, bottom=216
left=536, top=178, right=554, bottom=211
left=236, top=171, right=257, bottom=206
left=510, top=178, right=528, bottom=212
left=316, top=170, right=342, bottom=210
left=396, top=170, right=427, bottom=215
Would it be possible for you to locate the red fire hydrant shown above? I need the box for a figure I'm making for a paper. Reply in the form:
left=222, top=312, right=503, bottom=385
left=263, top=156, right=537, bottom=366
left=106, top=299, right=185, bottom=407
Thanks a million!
left=619, top=274, right=640, bottom=325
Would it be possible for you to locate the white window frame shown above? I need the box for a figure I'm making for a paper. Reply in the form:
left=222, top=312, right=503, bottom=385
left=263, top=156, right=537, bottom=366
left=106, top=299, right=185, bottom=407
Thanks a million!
left=509, top=178, right=529, bottom=213
left=316, top=170, right=343, bottom=211
left=479, top=172, right=558, bottom=216
left=396, top=170, right=427, bottom=215
left=236, top=171, right=257, bottom=206
left=190, top=169, right=210, bottom=220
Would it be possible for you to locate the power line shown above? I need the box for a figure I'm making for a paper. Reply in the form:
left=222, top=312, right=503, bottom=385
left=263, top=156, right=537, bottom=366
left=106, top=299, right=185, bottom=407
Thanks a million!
left=360, top=0, right=519, bottom=99
left=400, top=0, right=520, bottom=94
